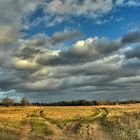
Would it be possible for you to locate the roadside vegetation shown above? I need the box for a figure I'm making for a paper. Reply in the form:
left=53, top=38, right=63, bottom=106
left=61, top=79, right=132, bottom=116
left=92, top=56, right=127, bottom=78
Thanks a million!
left=105, top=106, right=140, bottom=140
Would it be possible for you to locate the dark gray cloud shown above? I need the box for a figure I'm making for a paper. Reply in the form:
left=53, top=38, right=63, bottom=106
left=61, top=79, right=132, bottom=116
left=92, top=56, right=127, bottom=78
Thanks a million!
left=121, top=31, right=140, bottom=44
left=51, top=31, right=82, bottom=45
left=15, top=45, right=45, bottom=59
left=37, top=38, right=123, bottom=66
left=125, top=45, right=140, bottom=58
left=1, top=30, right=140, bottom=101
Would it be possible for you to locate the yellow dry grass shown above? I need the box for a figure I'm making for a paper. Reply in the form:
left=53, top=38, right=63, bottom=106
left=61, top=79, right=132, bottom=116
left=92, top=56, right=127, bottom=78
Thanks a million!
left=0, top=104, right=139, bottom=140
left=42, top=106, right=97, bottom=121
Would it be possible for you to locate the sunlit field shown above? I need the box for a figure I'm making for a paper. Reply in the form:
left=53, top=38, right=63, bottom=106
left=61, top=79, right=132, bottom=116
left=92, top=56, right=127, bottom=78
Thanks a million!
left=0, top=104, right=139, bottom=140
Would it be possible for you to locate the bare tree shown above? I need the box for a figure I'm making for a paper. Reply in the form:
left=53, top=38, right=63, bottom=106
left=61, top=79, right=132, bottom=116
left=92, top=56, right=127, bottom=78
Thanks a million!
left=1, top=97, right=15, bottom=107
left=20, top=97, right=31, bottom=106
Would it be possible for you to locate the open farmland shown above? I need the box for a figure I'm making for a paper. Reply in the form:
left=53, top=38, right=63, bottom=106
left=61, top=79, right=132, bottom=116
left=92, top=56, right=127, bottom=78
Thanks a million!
left=0, top=104, right=139, bottom=140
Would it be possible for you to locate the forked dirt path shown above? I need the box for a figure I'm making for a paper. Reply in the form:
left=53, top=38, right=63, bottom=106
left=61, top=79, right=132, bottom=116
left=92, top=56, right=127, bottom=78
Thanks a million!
left=44, top=120, right=77, bottom=140
left=20, top=121, right=32, bottom=140
left=19, top=108, right=113, bottom=140
left=39, top=110, right=77, bottom=140
left=71, top=108, right=114, bottom=140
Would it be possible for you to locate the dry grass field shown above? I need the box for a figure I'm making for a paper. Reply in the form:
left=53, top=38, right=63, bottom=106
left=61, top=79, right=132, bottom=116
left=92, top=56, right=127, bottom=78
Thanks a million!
left=0, top=104, right=139, bottom=140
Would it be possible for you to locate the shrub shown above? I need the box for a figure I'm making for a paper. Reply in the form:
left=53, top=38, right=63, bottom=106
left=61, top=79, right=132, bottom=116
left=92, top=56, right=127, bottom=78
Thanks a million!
left=1, top=97, right=15, bottom=107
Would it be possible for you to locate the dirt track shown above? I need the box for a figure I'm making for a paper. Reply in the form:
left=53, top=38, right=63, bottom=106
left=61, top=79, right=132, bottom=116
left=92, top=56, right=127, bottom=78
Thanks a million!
left=20, top=108, right=114, bottom=140
left=20, top=121, right=32, bottom=140
left=64, top=108, right=114, bottom=140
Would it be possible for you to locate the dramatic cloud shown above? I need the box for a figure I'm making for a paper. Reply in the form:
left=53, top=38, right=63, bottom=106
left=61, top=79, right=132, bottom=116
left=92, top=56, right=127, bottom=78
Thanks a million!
left=37, top=37, right=122, bottom=66
left=121, top=31, right=140, bottom=44
left=0, top=30, right=139, bottom=101
left=0, top=0, right=140, bottom=102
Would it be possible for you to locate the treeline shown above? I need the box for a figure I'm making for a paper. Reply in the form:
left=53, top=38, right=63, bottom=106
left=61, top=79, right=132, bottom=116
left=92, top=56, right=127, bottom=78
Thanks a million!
left=41, top=99, right=140, bottom=106
left=0, top=97, right=140, bottom=107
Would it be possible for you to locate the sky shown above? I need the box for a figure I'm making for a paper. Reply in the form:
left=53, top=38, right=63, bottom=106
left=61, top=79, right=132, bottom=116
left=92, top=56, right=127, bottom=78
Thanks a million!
left=0, top=0, right=140, bottom=102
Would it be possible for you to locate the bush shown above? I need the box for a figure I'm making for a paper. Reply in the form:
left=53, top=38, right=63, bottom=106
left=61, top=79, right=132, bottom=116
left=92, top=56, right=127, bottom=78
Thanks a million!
left=1, top=97, right=15, bottom=107
left=20, top=97, right=31, bottom=106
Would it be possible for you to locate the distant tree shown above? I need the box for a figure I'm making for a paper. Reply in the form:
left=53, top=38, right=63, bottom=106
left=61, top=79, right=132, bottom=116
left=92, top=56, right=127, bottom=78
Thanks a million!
left=20, top=97, right=31, bottom=106
left=1, top=97, right=15, bottom=107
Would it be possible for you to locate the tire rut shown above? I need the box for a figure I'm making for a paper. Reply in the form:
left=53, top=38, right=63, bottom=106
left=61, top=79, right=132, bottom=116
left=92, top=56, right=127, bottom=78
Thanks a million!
left=67, top=108, right=114, bottom=140
left=40, top=110, right=77, bottom=140
left=20, top=121, right=32, bottom=140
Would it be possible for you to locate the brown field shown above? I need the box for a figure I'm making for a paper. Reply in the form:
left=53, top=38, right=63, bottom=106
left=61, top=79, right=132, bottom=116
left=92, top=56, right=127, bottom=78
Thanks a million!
left=0, top=104, right=140, bottom=140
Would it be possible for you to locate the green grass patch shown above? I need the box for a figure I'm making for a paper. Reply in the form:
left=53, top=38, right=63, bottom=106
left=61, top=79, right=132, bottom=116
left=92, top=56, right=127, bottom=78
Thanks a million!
left=30, top=116, right=53, bottom=136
